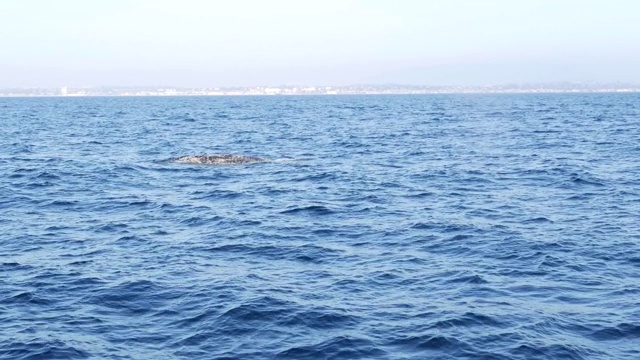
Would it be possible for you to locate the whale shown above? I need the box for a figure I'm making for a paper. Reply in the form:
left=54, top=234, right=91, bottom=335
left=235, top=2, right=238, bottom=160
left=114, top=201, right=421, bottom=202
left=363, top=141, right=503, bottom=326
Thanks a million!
left=174, top=154, right=268, bottom=165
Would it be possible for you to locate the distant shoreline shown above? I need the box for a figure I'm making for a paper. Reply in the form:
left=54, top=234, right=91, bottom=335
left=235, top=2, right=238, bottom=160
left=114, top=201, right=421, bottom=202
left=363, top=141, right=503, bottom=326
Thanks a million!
left=2, top=91, right=640, bottom=98
left=2, top=84, right=640, bottom=97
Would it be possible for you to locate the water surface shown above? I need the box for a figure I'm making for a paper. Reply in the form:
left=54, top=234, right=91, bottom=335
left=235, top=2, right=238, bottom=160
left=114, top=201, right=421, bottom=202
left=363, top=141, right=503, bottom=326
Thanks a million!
left=1, top=94, right=639, bottom=359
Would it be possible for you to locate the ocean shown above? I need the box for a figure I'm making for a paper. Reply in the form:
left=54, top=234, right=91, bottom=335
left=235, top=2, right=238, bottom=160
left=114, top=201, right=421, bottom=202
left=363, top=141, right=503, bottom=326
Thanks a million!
left=1, top=94, right=639, bottom=359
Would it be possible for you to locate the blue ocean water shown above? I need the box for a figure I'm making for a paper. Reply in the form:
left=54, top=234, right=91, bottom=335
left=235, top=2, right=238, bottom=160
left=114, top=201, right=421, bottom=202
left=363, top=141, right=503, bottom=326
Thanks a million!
left=1, top=94, right=639, bottom=359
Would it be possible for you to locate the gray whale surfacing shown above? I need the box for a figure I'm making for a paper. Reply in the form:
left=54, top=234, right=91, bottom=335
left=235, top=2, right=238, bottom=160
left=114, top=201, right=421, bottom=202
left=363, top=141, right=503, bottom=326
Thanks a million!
left=174, top=154, right=267, bottom=165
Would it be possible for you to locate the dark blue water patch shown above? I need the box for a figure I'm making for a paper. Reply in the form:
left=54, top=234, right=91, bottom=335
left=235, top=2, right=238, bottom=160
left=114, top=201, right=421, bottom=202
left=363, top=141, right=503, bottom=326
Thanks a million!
left=180, top=215, right=223, bottom=226
left=88, top=280, right=172, bottom=316
left=445, top=273, right=490, bottom=284
left=91, top=223, right=129, bottom=233
left=427, top=312, right=506, bottom=329
left=126, top=199, right=154, bottom=207
left=626, top=256, right=640, bottom=267
left=66, top=259, right=94, bottom=266
left=387, top=333, right=473, bottom=357
left=590, top=323, right=640, bottom=341
left=45, top=199, right=79, bottom=207
left=192, top=189, right=243, bottom=200
left=276, top=335, right=387, bottom=359
left=523, top=217, right=554, bottom=223
left=280, top=307, right=360, bottom=330
left=0, top=340, right=90, bottom=360
left=411, top=222, right=440, bottom=230
left=1, top=262, right=33, bottom=271
left=569, top=176, right=606, bottom=187
left=1, top=94, right=640, bottom=359
left=280, top=205, right=335, bottom=215
left=201, top=242, right=342, bottom=264
left=565, top=193, right=598, bottom=201
left=2, top=291, right=54, bottom=306
left=291, top=172, right=338, bottom=182
left=31, top=171, right=61, bottom=180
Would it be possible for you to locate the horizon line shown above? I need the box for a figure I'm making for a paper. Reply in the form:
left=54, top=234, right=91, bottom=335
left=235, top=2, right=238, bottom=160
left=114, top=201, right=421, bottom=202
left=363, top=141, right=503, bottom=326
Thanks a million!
left=2, top=80, right=640, bottom=90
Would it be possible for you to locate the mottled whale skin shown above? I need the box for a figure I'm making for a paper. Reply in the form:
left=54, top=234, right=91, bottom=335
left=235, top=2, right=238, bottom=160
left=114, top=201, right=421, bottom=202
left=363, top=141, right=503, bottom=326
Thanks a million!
left=174, top=154, right=267, bottom=165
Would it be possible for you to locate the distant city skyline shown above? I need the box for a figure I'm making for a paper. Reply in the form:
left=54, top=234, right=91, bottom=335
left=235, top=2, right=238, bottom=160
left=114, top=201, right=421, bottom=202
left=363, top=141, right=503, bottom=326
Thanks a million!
left=2, top=82, right=639, bottom=97
left=1, top=0, right=639, bottom=88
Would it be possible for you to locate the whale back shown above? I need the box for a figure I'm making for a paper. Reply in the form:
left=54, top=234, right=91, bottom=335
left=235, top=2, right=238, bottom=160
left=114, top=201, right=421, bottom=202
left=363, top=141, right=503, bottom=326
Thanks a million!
left=174, top=154, right=267, bottom=165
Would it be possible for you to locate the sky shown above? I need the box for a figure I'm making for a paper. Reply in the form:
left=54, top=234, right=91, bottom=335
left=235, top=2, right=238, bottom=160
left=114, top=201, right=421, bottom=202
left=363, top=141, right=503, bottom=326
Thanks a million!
left=1, top=0, right=639, bottom=87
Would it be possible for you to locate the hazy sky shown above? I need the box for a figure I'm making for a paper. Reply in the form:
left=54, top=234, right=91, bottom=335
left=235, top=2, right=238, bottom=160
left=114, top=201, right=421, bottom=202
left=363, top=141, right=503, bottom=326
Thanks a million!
left=1, top=0, right=639, bottom=87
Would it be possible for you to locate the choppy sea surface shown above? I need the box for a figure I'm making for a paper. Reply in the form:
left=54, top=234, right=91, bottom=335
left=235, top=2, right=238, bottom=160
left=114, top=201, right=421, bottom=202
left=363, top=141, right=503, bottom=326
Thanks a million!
left=1, top=94, right=639, bottom=359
